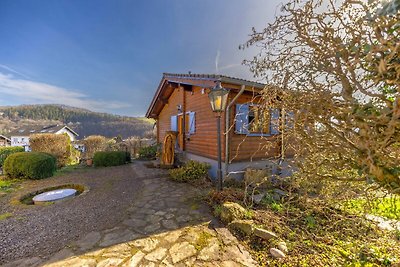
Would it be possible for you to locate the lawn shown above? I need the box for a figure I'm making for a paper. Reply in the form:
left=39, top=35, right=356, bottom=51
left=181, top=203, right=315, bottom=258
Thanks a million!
left=54, top=164, right=88, bottom=177
left=0, top=178, right=21, bottom=194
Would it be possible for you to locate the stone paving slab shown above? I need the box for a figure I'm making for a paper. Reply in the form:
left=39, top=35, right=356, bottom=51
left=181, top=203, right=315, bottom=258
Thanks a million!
left=4, top=162, right=257, bottom=267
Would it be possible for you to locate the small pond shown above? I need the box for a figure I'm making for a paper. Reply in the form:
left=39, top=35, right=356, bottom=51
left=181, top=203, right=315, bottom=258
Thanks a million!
left=20, top=184, right=86, bottom=205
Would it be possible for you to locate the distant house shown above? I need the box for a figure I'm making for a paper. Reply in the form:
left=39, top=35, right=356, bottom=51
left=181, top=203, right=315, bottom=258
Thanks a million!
left=146, top=73, right=294, bottom=179
left=9, top=125, right=79, bottom=151
left=0, top=135, right=11, bottom=147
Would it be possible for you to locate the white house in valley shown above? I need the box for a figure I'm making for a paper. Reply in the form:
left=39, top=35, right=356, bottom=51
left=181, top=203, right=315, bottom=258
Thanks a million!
left=9, top=125, right=79, bottom=151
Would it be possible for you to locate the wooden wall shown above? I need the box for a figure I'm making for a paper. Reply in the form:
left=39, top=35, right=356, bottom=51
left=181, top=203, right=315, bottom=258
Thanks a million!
left=157, top=87, right=183, bottom=144
left=156, top=83, right=283, bottom=163
left=227, top=92, right=281, bottom=162
left=185, top=86, right=226, bottom=160
left=157, top=85, right=227, bottom=160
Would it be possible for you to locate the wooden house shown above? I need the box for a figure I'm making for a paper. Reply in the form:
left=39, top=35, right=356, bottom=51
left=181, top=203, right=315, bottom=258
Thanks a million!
left=146, top=73, right=292, bottom=178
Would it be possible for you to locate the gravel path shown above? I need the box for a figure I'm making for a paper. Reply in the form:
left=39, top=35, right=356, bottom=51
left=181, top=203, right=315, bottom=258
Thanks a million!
left=1, top=162, right=257, bottom=267
left=0, top=163, right=146, bottom=264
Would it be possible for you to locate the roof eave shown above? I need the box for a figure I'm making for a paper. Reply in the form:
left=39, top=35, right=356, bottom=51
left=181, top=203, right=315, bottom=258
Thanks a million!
left=58, top=126, right=79, bottom=137
left=145, top=73, right=267, bottom=119
left=146, top=77, right=168, bottom=118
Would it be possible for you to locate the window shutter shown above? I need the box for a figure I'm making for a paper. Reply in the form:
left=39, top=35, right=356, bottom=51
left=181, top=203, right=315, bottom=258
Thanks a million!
left=188, top=112, right=195, bottom=134
left=235, top=104, right=249, bottom=134
left=270, top=108, right=280, bottom=135
left=285, top=111, right=294, bottom=129
left=171, top=115, right=177, bottom=131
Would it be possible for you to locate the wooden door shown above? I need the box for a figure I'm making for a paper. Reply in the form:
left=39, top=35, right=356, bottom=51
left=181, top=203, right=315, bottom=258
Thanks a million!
left=177, top=114, right=184, bottom=150
left=177, top=114, right=190, bottom=150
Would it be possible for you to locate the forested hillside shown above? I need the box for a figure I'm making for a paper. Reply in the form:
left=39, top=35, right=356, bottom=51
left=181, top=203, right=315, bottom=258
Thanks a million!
left=0, top=105, right=154, bottom=139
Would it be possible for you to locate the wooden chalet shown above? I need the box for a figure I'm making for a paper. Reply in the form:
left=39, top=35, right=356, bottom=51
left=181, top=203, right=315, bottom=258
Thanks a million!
left=146, top=73, right=291, bottom=178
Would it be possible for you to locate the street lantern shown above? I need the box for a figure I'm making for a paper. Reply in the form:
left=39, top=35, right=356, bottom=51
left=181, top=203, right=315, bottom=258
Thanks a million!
left=208, top=80, right=229, bottom=191
left=208, top=80, right=229, bottom=112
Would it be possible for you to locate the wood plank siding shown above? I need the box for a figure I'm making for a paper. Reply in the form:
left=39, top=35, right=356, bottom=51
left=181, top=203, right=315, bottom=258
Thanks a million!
left=227, top=92, right=281, bottom=162
left=157, top=85, right=227, bottom=161
left=148, top=73, right=288, bottom=164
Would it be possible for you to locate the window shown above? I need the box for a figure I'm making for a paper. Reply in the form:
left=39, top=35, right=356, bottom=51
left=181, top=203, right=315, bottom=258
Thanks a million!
left=235, top=104, right=280, bottom=135
left=171, top=115, right=178, bottom=131
left=249, top=105, right=271, bottom=134
left=187, top=111, right=195, bottom=134
left=171, top=112, right=195, bottom=134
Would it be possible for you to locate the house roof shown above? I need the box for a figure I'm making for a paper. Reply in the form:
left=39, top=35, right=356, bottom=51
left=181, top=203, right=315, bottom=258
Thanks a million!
left=8, top=125, right=79, bottom=137
left=0, top=135, right=11, bottom=141
left=163, top=73, right=266, bottom=89
left=146, top=73, right=266, bottom=118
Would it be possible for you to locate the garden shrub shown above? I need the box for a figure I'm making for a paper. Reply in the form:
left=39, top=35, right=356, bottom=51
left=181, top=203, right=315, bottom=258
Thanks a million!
left=84, top=135, right=107, bottom=158
left=3, top=152, right=56, bottom=180
left=93, top=151, right=129, bottom=167
left=0, top=146, right=24, bottom=167
left=138, top=144, right=159, bottom=159
left=30, top=133, right=79, bottom=167
left=169, top=160, right=210, bottom=182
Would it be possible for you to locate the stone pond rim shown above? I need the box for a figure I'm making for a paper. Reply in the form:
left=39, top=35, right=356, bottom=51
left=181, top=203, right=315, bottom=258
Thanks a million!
left=33, top=188, right=77, bottom=204
left=19, top=184, right=87, bottom=205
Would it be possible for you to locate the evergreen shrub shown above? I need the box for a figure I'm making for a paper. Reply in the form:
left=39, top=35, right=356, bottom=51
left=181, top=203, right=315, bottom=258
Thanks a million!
left=93, top=151, right=128, bottom=167
left=3, top=152, right=57, bottom=180
left=0, top=146, right=24, bottom=167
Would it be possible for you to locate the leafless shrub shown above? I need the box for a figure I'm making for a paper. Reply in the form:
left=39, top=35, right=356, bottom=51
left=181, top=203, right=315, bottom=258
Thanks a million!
left=242, top=0, right=400, bottom=192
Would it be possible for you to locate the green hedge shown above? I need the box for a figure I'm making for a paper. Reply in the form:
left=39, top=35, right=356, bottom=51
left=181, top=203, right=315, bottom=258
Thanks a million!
left=0, top=146, right=24, bottom=167
left=93, top=151, right=129, bottom=167
left=3, top=152, right=57, bottom=180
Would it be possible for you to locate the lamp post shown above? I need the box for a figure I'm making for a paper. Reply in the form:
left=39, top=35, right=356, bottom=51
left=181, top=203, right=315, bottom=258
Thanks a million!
left=208, top=80, right=229, bottom=191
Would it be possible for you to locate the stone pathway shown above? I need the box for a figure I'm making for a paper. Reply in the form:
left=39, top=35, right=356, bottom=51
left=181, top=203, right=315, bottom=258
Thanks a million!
left=4, top=162, right=257, bottom=267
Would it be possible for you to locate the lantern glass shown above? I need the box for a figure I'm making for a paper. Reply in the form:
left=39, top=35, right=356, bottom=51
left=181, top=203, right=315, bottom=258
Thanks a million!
left=208, top=81, right=229, bottom=112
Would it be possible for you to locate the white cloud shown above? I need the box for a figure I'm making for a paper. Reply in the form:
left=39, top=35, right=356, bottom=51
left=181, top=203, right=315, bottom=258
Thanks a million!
left=215, top=49, right=221, bottom=74
left=0, top=72, right=130, bottom=112
left=0, top=64, right=30, bottom=79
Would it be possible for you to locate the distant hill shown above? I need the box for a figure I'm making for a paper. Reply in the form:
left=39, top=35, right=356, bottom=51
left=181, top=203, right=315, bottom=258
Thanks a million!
left=0, top=104, right=154, bottom=139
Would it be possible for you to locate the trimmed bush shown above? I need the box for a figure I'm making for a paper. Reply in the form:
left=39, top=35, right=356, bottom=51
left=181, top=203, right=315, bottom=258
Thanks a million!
left=0, top=146, right=24, bottom=167
left=138, top=144, right=159, bottom=159
left=169, top=160, right=210, bottom=182
left=3, top=152, right=57, bottom=180
left=93, top=151, right=128, bottom=167
left=30, top=133, right=79, bottom=168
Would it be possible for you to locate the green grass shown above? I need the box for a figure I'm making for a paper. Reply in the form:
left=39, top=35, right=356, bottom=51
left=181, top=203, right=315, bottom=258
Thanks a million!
left=341, top=196, right=400, bottom=220
left=54, top=164, right=86, bottom=176
left=0, top=212, right=12, bottom=220
left=260, top=193, right=284, bottom=213
left=0, top=178, right=21, bottom=193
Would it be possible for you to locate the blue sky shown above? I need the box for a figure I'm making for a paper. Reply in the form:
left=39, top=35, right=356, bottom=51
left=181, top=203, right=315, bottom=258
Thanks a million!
left=0, top=0, right=283, bottom=116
